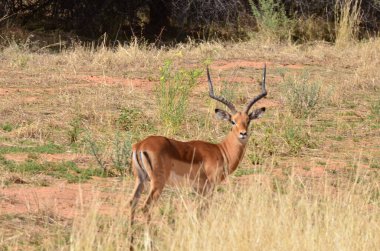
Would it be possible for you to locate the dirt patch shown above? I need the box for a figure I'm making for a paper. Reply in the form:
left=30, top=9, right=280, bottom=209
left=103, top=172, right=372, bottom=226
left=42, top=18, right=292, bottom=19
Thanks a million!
left=40, top=153, right=91, bottom=163
left=280, top=63, right=304, bottom=69
left=0, top=88, right=11, bottom=95
left=3, top=153, right=29, bottom=163
left=0, top=178, right=125, bottom=219
left=22, top=96, right=39, bottom=104
left=213, top=60, right=271, bottom=70
left=255, top=98, right=280, bottom=108
left=80, top=75, right=154, bottom=91
left=213, top=60, right=304, bottom=71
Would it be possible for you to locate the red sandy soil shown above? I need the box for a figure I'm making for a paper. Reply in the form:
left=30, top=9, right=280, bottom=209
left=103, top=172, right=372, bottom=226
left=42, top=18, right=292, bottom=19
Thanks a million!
left=0, top=88, right=13, bottom=95
left=0, top=178, right=125, bottom=219
left=80, top=75, right=154, bottom=91
left=213, top=60, right=303, bottom=70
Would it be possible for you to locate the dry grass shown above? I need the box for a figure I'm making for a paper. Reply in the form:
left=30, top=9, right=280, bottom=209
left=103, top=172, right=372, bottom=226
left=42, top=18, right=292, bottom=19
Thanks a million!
left=64, top=171, right=379, bottom=251
left=335, top=0, right=362, bottom=47
left=0, top=37, right=380, bottom=250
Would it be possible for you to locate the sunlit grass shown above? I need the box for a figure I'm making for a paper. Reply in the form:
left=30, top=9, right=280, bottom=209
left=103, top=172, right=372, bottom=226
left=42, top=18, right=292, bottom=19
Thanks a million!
left=0, top=36, right=379, bottom=250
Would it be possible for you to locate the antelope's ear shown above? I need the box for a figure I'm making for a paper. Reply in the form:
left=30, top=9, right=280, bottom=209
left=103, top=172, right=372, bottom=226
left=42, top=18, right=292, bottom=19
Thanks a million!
left=215, top=109, right=231, bottom=122
left=249, top=107, right=266, bottom=120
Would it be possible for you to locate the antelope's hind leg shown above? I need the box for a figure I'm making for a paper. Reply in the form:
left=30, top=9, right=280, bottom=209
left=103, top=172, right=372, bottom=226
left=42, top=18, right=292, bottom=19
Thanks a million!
left=129, top=177, right=145, bottom=216
left=129, top=151, right=150, bottom=223
left=129, top=175, right=146, bottom=251
left=142, top=176, right=165, bottom=214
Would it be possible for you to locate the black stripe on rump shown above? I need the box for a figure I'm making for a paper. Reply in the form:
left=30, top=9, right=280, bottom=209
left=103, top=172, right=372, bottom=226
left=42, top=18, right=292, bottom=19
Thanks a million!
left=142, top=151, right=153, bottom=171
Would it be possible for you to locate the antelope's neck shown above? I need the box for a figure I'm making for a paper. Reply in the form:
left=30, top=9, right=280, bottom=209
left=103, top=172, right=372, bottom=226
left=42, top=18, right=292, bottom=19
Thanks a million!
left=217, top=132, right=248, bottom=174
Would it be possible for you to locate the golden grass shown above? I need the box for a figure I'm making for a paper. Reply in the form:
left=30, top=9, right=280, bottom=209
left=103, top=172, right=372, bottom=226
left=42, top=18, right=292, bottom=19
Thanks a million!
left=65, top=171, right=379, bottom=251
left=335, top=0, right=362, bottom=47
left=0, top=37, right=380, bottom=249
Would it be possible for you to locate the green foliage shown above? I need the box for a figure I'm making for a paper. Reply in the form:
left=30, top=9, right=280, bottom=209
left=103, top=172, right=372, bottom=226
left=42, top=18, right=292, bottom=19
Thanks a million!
left=1, top=123, right=14, bottom=132
left=220, top=81, right=237, bottom=104
left=68, top=117, right=83, bottom=144
left=249, top=0, right=294, bottom=42
left=117, top=107, right=156, bottom=136
left=156, top=60, right=202, bottom=134
left=370, top=159, right=380, bottom=169
left=283, top=73, right=321, bottom=118
left=248, top=152, right=264, bottom=165
left=234, top=167, right=263, bottom=177
left=117, top=107, right=142, bottom=131
left=282, top=119, right=314, bottom=155
left=111, top=132, right=132, bottom=176
left=251, top=113, right=316, bottom=157
left=369, top=99, right=380, bottom=122
left=84, top=133, right=107, bottom=171
left=0, top=158, right=104, bottom=183
left=85, top=131, right=133, bottom=175
left=0, top=143, right=64, bottom=154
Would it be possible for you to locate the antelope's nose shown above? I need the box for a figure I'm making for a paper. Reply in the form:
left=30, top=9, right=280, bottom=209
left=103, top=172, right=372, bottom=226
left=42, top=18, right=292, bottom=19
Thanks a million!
left=240, top=131, right=247, bottom=137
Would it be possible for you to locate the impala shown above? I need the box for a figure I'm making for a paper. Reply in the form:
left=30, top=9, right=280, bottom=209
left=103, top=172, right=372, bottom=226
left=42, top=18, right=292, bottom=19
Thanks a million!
left=129, top=65, right=268, bottom=218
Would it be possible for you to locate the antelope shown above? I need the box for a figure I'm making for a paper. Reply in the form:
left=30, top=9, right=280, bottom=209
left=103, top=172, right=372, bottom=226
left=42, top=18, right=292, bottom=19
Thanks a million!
left=129, top=65, right=267, bottom=218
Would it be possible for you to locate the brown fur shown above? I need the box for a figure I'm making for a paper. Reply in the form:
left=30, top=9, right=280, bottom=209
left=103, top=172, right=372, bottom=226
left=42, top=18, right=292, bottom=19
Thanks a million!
left=128, top=111, right=265, bottom=217
left=128, top=66, right=267, bottom=247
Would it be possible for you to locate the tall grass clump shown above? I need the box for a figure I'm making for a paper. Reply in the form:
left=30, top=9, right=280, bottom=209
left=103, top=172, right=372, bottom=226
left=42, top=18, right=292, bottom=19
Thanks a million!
left=156, top=60, right=202, bottom=135
left=335, top=0, right=362, bottom=46
left=282, top=73, right=321, bottom=118
left=67, top=173, right=380, bottom=251
left=249, top=0, right=294, bottom=42
left=251, top=113, right=315, bottom=157
left=281, top=116, right=315, bottom=155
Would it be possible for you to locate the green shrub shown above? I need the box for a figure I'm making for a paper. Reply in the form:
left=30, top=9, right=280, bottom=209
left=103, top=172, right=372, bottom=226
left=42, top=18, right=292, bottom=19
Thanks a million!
left=249, top=0, right=294, bottom=42
left=111, top=132, right=132, bottom=176
left=283, top=73, right=321, bottom=118
left=282, top=119, right=314, bottom=155
left=68, top=117, right=83, bottom=144
left=1, top=123, right=14, bottom=132
left=156, top=60, right=202, bottom=134
left=117, top=107, right=142, bottom=131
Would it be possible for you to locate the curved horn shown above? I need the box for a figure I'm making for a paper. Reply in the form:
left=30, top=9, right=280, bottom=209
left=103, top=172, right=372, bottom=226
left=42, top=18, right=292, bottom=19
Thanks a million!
left=244, top=64, right=268, bottom=113
left=207, top=67, right=237, bottom=114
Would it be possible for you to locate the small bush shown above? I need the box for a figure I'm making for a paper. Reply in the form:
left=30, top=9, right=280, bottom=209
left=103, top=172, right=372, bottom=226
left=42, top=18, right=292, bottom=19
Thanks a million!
left=220, top=81, right=237, bottom=103
left=68, top=117, right=83, bottom=144
left=249, top=0, right=294, bottom=42
left=117, top=107, right=142, bottom=131
left=281, top=118, right=314, bottom=155
left=111, top=132, right=132, bottom=176
left=1, top=123, right=14, bottom=132
left=156, top=60, right=202, bottom=134
left=283, top=73, right=321, bottom=118
left=84, top=133, right=107, bottom=171
left=248, top=152, right=264, bottom=165
left=85, top=131, right=133, bottom=176
left=251, top=113, right=316, bottom=157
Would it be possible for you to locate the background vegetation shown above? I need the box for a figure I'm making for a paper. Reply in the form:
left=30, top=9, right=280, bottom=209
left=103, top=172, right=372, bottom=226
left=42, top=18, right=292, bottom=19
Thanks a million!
left=0, top=0, right=379, bottom=250
left=1, top=0, right=380, bottom=43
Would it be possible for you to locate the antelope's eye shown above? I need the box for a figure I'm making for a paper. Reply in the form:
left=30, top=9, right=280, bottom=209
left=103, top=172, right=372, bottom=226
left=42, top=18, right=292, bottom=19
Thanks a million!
left=231, top=120, right=236, bottom=125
